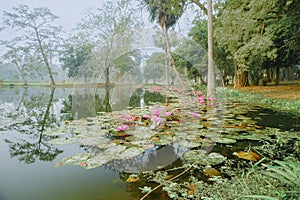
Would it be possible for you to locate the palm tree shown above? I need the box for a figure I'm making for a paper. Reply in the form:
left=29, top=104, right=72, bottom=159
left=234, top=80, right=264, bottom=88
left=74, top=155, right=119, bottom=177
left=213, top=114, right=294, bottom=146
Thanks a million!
left=142, top=0, right=186, bottom=86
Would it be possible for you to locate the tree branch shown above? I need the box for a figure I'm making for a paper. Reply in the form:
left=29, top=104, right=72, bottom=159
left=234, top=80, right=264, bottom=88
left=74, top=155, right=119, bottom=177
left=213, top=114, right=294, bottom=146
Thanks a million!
left=140, top=164, right=193, bottom=200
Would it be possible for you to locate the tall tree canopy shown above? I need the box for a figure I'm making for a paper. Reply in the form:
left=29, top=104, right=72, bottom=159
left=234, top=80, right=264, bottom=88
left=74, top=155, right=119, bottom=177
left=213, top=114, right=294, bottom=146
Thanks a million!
left=1, top=4, right=62, bottom=86
left=73, top=0, right=141, bottom=84
left=142, top=0, right=186, bottom=87
left=215, top=0, right=300, bottom=87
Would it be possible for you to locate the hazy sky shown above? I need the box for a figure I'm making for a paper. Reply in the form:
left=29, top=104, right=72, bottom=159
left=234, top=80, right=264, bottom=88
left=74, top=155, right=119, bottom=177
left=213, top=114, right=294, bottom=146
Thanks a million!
left=0, top=0, right=196, bottom=41
left=0, top=0, right=107, bottom=31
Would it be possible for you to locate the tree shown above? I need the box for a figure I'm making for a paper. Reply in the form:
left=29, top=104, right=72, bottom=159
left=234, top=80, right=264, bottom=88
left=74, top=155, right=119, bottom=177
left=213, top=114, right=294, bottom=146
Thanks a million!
left=262, top=0, right=300, bottom=85
left=59, top=34, right=94, bottom=78
left=190, top=18, right=234, bottom=86
left=142, top=0, right=186, bottom=87
left=0, top=39, right=30, bottom=85
left=207, top=0, right=215, bottom=96
left=144, top=52, right=165, bottom=84
left=214, top=0, right=300, bottom=87
left=1, top=4, right=62, bottom=86
left=189, top=0, right=227, bottom=93
left=173, top=38, right=207, bottom=85
left=75, top=0, right=140, bottom=85
left=113, top=50, right=143, bottom=83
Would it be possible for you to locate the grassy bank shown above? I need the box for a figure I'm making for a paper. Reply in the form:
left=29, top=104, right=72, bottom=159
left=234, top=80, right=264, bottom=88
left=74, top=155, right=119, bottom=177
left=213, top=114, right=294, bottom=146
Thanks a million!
left=225, top=87, right=300, bottom=116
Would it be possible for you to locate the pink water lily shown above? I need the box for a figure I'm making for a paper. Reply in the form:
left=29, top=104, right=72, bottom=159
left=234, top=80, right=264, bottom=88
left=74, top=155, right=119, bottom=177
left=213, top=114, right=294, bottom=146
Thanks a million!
left=152, top=109, right=161, bottom=116
left=151, top=116, right=160, bottom=123
left=143, top=114, right=151, bottom=119
left=166, top=111, right=172, bottom=116
left=195, top=90, right=202, bottom=95
left=124, top=115, right=134, bottom=120
left=174, top=108, right=179, bottom=113
left=117, top=125, right=129, bottom=131
left=152, top=86, right=162, bottom=93
left=191, top=112, right=198, bottom=117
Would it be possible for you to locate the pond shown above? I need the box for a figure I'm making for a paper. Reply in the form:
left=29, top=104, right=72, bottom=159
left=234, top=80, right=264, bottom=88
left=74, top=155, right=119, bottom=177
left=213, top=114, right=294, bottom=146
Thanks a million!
left=0, top=86, right=299, bottom=200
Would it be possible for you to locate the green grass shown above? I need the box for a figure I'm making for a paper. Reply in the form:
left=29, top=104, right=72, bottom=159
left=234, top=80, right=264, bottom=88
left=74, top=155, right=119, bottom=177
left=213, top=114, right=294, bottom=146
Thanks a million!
left=224, top=88, right=300, bottom=116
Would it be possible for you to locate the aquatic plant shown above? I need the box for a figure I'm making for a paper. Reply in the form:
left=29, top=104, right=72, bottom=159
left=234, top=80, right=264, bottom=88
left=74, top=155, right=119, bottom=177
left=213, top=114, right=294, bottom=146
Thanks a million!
left=117, top=125, right=129, bottom=131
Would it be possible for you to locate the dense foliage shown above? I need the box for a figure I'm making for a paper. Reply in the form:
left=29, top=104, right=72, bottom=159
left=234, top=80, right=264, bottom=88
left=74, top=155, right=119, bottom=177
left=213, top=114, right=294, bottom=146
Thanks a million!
left=214, top=0, right=300, bottom=87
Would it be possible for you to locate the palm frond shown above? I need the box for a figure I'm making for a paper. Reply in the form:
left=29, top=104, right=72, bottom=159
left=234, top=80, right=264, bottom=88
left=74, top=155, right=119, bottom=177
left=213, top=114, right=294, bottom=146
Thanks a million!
left=244, top=195, right=279, bottom=200
left=264, top=160, right=300, bottom=188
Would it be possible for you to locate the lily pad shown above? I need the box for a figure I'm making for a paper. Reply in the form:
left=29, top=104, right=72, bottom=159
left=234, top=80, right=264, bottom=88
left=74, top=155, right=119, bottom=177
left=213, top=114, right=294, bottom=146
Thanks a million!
left=61, top=153, right=91, bottom=165
left=43, top=128, right=69, bottom=136
left=79, top=136, right=108, bottom=146
left=178, top=140, right=202, bottom=148
left=183, top=150, right=226, bottom=165
left=211, top=137, right=237, bottom=144
left=119, top=147, right=145, bottom=159
left=227, top=133, right=269, bottom=141
left=105, top=144, right=127, bottom=157
left=131, top=129, right=156, bottom=139
left=48, top=137, right=78, bottom=145
left=85, top=154, right=113, bottom=169
left=151, top=138, right=172, bottom=146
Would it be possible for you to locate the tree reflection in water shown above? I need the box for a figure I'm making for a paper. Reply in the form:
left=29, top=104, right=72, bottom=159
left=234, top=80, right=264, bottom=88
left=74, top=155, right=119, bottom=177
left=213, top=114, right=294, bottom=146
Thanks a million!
left=3, top=87, right=63, bottom=164
left=105, top=143, right=187, bottom=173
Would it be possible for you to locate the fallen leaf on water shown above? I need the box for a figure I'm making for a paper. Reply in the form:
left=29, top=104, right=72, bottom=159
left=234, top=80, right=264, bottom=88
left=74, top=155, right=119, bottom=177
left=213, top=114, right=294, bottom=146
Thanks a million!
left=203, top=167, right=223, bottom=178
left=55, top=162, right=62, bottom=167
left=151, top=136, right=160, bottom=141
left=234, top=151, right=261, bottom=162
left=112, top=140, right=124, bottom=145
left=126, top=175, right=140, bottom=183
left=80, top=162, right=87, bottom=167
left=188, top=184, right=197, bottom=195
left=165, top=174, right=174, bottom=180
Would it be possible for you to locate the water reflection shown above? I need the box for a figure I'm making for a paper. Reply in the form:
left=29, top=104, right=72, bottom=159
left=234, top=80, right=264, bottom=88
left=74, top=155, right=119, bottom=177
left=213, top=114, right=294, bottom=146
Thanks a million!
left=0, top=86, right=173, bottom=200
left=1, top=87, right=63, bottom=163
left=0, top=86, right=168, bottom=165
left=106, top=143, right=187, bottom=173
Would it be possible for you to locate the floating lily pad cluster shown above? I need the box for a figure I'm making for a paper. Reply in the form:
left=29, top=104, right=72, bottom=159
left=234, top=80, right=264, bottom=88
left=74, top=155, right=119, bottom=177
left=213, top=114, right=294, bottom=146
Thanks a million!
left=47, top=87, right=274, bottom=170
left=183, top=150, right=227, bottom=165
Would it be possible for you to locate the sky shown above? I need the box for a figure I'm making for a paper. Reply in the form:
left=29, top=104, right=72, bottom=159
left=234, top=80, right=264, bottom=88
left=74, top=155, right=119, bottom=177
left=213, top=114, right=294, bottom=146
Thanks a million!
left=0, top=0, right=107, bottom=31
left=0, top=0, right=150, bottom=43
left=0, top=0, right=196, bottom=38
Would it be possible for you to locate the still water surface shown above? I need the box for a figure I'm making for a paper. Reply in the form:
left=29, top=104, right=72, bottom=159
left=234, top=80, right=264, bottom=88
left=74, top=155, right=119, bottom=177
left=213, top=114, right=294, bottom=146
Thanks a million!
left=0, top=86, right=299, bottom=200
left=0, top=86, right=149, bottom=200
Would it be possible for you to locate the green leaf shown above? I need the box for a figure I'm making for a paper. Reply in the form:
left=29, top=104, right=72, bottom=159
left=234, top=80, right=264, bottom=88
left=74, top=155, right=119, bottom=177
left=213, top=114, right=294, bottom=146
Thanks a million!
left=48, top=137, right=78, bottom=145
left=61, top=153, right=91, bottom=165
left=244, top=195, right=279, bottom=200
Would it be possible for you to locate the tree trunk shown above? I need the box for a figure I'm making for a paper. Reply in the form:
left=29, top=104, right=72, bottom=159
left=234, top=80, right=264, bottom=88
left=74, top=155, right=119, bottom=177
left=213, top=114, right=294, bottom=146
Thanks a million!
left=207, top=0, right=215, bottom=97
left=34, top=28, right=55, bottom=86
left=40, top=87, right=55, bottom=133
left=266, top=68, right=272, bottom=82
left=14, top=62, right=28, bottom=85
left=162, top=23, right=170, bottom=87
left=221, top=68, right=229, bottom=86
left=105, top=66, right=110, bottom=87
left=161, top=21, right=186, bottom=88
left=198, top=74, right=205, bottom=85
left=275, top=66, right=280, bottom=85
left=234, top=70, right=249, bottom=88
